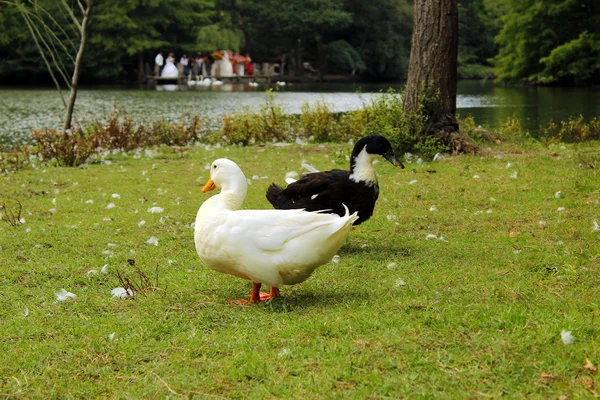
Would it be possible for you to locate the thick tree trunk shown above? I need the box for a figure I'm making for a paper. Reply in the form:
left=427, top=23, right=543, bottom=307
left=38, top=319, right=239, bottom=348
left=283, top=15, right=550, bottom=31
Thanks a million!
left=63, top=1, right=92, bottom=133
left=403, top=0, right=468, bottom=151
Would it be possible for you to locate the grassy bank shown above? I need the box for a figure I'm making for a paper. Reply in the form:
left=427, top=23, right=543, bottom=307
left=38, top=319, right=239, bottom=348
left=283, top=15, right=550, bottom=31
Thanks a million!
left=1, top=139, right=599, bottom=397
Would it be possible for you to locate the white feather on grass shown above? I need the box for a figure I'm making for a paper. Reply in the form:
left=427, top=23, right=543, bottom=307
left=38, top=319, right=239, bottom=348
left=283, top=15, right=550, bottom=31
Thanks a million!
left=395, top=278, right=406, bottom=287
left=109, top=332, right=116, bottom=341
left=510, top=171, right=518, bottom=179
left=138, top=220, right=146, bottom=228
left=301, top=163, right=319, bottom=173
left=101, top=264, right=109, bottom=274
left=106, top=203, right=116, bottom=209
left=561, top=330, right=575, bottom=345
left=111, top=287, right=134, bottom=299
left=23, top=308, right=29, bottom=317
left=555, top=191, right=563, bottom=199
left=112, top=193, right=121, bottom=199
left=593, top=221, right=600, bottom=232
left=331, top=255, right=340, bottom=264
left=278, top=348, right=290, bottom=357
left=147, top=206, right=164, bottom=213
left=387, top=262, right=397, bottom=270
left=146, top=236, right=159, bottom=246
left=285, top=171, right=299, bottom=180
left=409, top=179, right=418, bottom=185
left=55, top=288, right=76, bottom=301
left=429, top=206, right=438, bottom=212
left=426, top=234, right=438, bottom=240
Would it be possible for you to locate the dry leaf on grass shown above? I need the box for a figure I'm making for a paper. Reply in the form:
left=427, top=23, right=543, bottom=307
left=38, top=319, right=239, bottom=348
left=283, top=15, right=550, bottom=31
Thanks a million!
left=584, top=358, right=598, bottom=374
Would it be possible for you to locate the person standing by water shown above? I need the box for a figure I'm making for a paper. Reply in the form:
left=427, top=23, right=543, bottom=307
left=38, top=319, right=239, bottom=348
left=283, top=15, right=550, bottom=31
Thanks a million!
left=161, top=52, right=178, bottom=78
left=245, top=54, right=253, bottom=76
left=180, top=54, right=189, bottom=76
left=155, top=52, right=164, bottom=76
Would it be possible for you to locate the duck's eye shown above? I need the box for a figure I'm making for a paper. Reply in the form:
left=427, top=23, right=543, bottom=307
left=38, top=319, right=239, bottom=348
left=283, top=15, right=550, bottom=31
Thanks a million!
left=213, top=165, right=217, bottom=169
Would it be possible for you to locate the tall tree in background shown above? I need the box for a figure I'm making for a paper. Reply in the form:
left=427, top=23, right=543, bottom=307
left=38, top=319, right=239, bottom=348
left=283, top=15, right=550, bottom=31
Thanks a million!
left=403, top=0, right=469, bottom=151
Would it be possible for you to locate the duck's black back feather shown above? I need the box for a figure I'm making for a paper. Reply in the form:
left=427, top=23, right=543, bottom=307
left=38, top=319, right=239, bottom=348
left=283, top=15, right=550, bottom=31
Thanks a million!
left=266, top=169, right=379, bottom=225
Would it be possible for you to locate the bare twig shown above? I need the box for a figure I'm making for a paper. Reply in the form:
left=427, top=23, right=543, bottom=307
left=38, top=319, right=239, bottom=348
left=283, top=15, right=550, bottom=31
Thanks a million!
left=17, top=3, right=67, bottom=107
left=1, top=200, right=23, bottom=227
left=153, top=373, right=188, bottom=399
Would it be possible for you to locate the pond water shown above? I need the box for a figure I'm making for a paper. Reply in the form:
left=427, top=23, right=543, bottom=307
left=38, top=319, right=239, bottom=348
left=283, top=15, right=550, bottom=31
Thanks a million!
left=1, top=80, right=599, bottom=145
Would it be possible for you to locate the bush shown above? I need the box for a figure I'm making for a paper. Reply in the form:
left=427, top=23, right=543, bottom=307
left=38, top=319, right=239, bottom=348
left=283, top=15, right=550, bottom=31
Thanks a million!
left=298, top=101, right=339, bottom=142
left=31, top=125, right=97, bottom=167
left=0, top=144, right=32, bottom=173
left=258, top=90, right=290, bottom=143
left=498, top=115, right=529, bottom=141
left=92, top=108, right=148, bottom=151
left=360, top=89, right=427, bottom=155
left=149, top=112, right=203, bottom=149
left=218, top=109, right=263, bottom=146
left=538, top=115, right=599, bottom=144
left=413, top=136, right=449, bottom=160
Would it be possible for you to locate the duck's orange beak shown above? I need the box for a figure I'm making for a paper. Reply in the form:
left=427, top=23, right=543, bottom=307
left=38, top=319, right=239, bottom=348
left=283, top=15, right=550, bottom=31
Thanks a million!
left=202, top=179, right=216, bottom=192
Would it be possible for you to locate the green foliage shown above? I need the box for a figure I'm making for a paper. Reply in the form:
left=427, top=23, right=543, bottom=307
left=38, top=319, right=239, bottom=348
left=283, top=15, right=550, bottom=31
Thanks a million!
left=217, top=108, right=263, bottom=146
left=492, top=0, right=600, bottom=85
left=458, top=0, right=501, bottom=77
left=343, top=0, right=412, bottom=80
left=298, top=101, right=340, bottom=142
left=326, top=40, right=365, bottom=72
left=538, top=115, right=600, bottom=144
left=540, top=31, right=600, bottom=85
left=413, top=136, right=449, bottom=160
left=457, top=63, right=495, bottom=80
left=217, top=90, right=290, bottom=145
left=361, top=90, right=427, bottom=155
left=497, top=115, right=530, bottom=140
left=149, top=113, right=204, bottom=154
left=196, top=24, right=245, bottom=52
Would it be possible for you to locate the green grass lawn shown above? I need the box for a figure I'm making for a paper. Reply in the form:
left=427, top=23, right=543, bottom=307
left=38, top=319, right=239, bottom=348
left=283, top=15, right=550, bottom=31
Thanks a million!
left=1, top=141, right=599, bottom=398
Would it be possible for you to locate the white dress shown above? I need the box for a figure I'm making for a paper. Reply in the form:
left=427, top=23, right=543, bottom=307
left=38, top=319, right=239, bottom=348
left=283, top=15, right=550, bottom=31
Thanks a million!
left=161, top=59, right=178, bottom=78
left=220, top=51, right=234, bottom=77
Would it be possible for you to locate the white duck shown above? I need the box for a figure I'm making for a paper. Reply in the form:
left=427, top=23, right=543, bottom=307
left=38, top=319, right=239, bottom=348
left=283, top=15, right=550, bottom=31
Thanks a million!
left=195, top=158, right=358, bottom=304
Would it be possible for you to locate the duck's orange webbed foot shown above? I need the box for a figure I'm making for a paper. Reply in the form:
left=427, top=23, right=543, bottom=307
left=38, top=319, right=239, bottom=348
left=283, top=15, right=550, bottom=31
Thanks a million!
left=259, top=286, right=280, bottom=301
left=228, top=283, right=281, bottom=305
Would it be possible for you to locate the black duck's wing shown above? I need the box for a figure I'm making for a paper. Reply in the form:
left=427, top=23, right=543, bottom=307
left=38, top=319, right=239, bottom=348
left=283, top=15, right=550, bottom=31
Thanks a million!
left=266, top=170, right=350, bottom=214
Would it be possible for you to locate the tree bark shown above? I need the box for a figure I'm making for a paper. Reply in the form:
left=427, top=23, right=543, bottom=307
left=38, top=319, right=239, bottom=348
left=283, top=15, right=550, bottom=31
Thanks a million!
left=63, top=1, right=92, bottom=133
left=403, top=0, right=467, bottom=150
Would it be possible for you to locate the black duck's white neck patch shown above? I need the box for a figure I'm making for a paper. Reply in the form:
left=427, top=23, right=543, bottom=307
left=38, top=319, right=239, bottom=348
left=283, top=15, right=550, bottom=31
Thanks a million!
left=349, top=146, right=378, bottom=185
